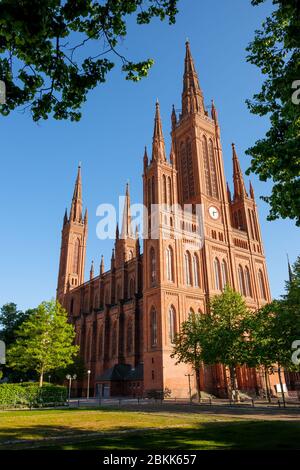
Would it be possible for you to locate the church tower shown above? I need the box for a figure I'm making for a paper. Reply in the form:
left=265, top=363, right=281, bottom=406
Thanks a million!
left=57, top=165, right=88, bottom=306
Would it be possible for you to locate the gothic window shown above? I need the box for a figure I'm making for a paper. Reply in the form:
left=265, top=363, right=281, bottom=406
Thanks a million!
left=238, top=265, right=246, bottom=296
left=214, top=258, right=221, bottom=290
left=150, top=247, right=156, bottom=285
left=111, top=322, right=117, bottom=357
left=127, top=319, right=133, bottom=354
left=188, top=308, right=195, bottom=320
left=221, top=260, right=228, bottom=289
left=128, top=278, right=135, bottom=299
left=258, top=269, right=267, bottom=300
left=187, top=139, right=195, bottom=198
left=151, top=176, right=155, bottom=204
left=185, top=251, right=192, bottom=285
left=202, top=135, right=212, bottom=197
left=73, top=238, right=80, bottom=274
left=248, top=209, right=255, bottom=239
left=180, top=141, right=189, bottom=201
left=167, top=176, right=172, bottom=205
left=245, top=267, right=252, bottom=297
left=98, top=326, right=103, bottom=359
left=238, top=210, right=243, bottom=230
left=94, top=294, right=99, bottom=309
left=147, top=179, right=152, bottom=211
left=128, top=250, right=134, bottom=260
left=252, top=211, right=259, bottom=241
left=166, top=246, right=174, bottom=282
left=150, top=307, right=157, bottom=347
left=162, top=175, right=167, bottom=204
left=208, top=139, right=218, bottom=198
left=116, top=284, right=121, bottom=302
left=234, top=212, right=238, bottom=229
left=193, top=254, right=200, bottom=287
left=168, top=306, right=176, bottom=343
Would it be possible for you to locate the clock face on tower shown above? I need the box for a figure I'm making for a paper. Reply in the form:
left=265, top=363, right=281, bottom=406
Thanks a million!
left=209, top=206, right=219, bottom=220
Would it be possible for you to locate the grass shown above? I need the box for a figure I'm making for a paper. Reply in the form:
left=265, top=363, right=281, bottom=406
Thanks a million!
left=0, top=407, right=299, bottom=450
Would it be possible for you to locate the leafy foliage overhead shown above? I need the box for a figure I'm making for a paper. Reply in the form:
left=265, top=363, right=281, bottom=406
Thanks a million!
left=246, top=0, right=300, bottom=226
left=0, top=0, right=178, bottom=121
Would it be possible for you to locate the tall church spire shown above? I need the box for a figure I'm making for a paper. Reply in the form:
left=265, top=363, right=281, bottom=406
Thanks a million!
left=182, top=41, right=206, bottom=117
left=121, top=183, right=133, bottom=239
left=152, top=100, right=166, bottom=162
left=70, top=165, right=83, bottom=222
left=232, top=143, right=247, bottom=200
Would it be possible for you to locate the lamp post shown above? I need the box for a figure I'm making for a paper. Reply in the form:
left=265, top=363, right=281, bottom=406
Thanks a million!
left=48, top=375, right=51, bottom=384
left=185, top=373, right=194, bottom=403
left=87, top=370, right=91, bottom=399
left=66, top=374, right=77, bottom=404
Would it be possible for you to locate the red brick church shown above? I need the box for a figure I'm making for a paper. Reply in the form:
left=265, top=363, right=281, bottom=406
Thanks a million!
left=57, top=42, right=280, bottom=399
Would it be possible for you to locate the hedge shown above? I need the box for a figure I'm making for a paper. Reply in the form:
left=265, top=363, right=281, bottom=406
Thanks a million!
left=0, top=383, right=67, bottom=407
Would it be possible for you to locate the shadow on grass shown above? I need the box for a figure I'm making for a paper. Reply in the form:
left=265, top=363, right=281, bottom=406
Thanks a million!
left=1, top=419, right=300, bottom=451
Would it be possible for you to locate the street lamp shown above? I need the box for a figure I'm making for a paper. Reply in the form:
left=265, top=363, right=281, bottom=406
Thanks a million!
left=48, top=375, right=51, bottom=384
left=87, top=370, right=91, bottom=399
left=66, top=374, right=77, bottom=404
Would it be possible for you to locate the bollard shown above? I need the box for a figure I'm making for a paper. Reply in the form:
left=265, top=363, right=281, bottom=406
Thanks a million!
left=252, top=399, right=255, bottom=408
left=209, top=397, right=212, bottom=406
left=278, top=400, right=281, bottom=408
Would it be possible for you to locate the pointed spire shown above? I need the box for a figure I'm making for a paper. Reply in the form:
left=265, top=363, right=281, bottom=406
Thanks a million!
left=152, top=100, right=166, bottom=162
left=84, top=207, right=88, bottom=225
left=287, top=254, right=293, bottom=283
left=100, top=255, right=104, bottom=275
left=63, top=208, right=68, bottom=225
left=116, top=222, right=119, bottom=240
left=227, top=182, right=232, bottom=203
left=249, top=181, right=255, bottom=199
left=70, top=165, right=83, bottom=222
left=211, top=99, right=218, bottom=124
left=90, top=260, right=94, bottom=280
left=121, top=183, right=133, bottom=239
left=143, top=146, right=148, bottom=172
left=232, top=143, right=247, bottom=200
left=170, top=140, right=176, bottom=167
left=111, top=248, right=115, bottom=269
left=171, top=104, right=177, bottom=130
left=182, top=41, right=205, bottom=117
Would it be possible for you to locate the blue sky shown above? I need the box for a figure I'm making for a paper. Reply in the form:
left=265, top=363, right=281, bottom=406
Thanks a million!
left=0, top=0, right=298, bottom=311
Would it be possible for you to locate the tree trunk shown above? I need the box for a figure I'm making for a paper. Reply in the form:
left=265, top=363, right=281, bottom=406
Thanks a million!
left=264, top=366, right=271, bottom=402
left=278, top=366, right=286, bottom=408
left=39, top=368, right=44, bottom=388
left=229, top=366, right=240, bottom=402
left=195, top=366, right=201, bottom=402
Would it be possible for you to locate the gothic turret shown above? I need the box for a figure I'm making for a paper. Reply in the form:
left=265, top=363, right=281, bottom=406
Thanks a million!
left=70, top=165, right=83, bottom=222
left=232, top=143, right=247, bottom=200
left=121, top=183, right=133, bottom=239
left=100, top=255, right=105, bottom=275
left=152, top=100, right=166, bottom=163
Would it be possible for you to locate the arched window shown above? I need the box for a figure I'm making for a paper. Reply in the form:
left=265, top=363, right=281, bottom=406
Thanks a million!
left=208, top=139, right=218, bottom=198
left=248, top=209, right=254, bottom=239
left=238, top=265, right=246, bottom=296
left=127, top=319, right=133, bottom=354
left=258, top=269, right=267, bottom=300
left=202, top=135, right=211, bottom=196
left=167, top=176, right=172, bottom=205
left=150, top=307, right=157, bottom=347
left=214, top=258, right=221, bottom=290
left=168, top=306, right=176, bottom=343
left=128, top=250, right=134, bottom=260
left=238, top=210, right=243, bottom=230
left=94, top=294, right=99, bottom=309
left=111, top=322, right=117, bottom=357
left=234, top=212, right=238, bottom=229
left=129, top=278, right=135, bottom=299
left=151, top=176, right=155, bottom=204
left=73, top=238, right=80, bottom=274
left=185, top=251, right=192, bottom=285
left=188, top=308, right=195, bottom=321
left=221, top=260, right=228, bottom=289
left=162, top=175, right=167, bottom=204
left=98, top=326, right=103, bottom=359
left=193, top=254, right=200, bottom=287
left=244, top=267, right=252, bottom=297
left=150, top=247, right=156, bottom=285
left=186, top=139, right=195, bottom=198
left=166, top=246, right=174, bottom=282
left=147, top=179, right=152, bottom=211
left=252, top=211, right=259, bottom=241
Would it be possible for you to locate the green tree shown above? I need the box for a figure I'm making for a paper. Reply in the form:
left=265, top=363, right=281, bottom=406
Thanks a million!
left=0, top=303, right=32, bottom=346
left=0, top=0, right=178, bottom=122
left=200, top=287, right=252, bottom=402
left=171, top=313, right=203, bottom=402
left=246, top=0, right=300, bottom=226
left=7, top=300, right=79, bottom=387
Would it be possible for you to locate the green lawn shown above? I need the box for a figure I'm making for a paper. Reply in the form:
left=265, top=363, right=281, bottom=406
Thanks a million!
left=0, top=407, right=299, bottom=450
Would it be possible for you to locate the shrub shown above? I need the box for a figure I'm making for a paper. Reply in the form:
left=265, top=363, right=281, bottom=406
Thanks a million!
left=0, top=382, right=67, bottom=407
